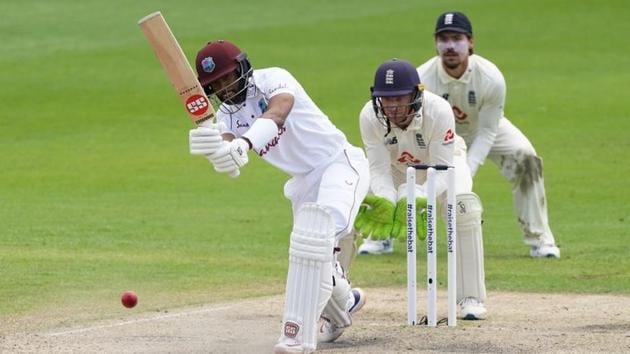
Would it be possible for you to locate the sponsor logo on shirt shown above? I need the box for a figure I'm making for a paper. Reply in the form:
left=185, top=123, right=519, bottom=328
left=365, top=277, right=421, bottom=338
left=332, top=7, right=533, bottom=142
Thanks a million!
left=385, top=136, right=398, bottom=145
left=443, top=128, right=455, bottom=145
left=442, top=93, right=450, bottom=101
left=415, top=133, right=426, bottom=148
left=397, top=151, right=421, bottom=165
left=268, top=83, right=288, bottom=95
left=236, top=120, right=250, bottom=128
left=258, top=125, right=287, bottom=156
left=452, top=106, right=468, bottom=121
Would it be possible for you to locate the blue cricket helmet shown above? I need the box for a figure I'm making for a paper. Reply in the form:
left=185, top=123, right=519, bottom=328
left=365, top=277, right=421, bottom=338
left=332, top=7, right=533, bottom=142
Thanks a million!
left=371, top=59, right=421, bottom=97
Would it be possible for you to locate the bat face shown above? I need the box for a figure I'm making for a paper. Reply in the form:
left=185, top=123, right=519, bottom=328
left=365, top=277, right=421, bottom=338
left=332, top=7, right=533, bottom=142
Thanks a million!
left=138, top=12, right=215, bottom=125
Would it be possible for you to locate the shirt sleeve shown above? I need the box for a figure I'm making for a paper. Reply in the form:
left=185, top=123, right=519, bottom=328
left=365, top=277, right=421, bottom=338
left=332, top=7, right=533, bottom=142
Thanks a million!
left=259, top=68, right=297, bottom=99
left=359, top=102, right=397, bottom=204
left=466, top=74, right=505, bottom=176
left=425, top=99, right=456, bottom=197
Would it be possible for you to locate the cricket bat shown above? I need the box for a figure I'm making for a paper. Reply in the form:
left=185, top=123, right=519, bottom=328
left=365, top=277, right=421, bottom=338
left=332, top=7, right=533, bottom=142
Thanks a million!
left=138, top=11, right=239, bottom=177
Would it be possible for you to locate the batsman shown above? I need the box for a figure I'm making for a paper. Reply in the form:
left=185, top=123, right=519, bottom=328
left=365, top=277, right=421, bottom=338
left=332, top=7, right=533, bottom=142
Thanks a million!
left=188, top=40, right=369, bottom=353
left=355, top=59, right=487, bottom=320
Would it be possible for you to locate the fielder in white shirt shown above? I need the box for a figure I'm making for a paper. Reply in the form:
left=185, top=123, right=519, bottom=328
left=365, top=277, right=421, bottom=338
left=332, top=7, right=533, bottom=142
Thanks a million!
left=416, top=11, right=560, bottom=258
left=355, top=59, right=487, bottom=320
left=188, top=40, right=370, bottom=353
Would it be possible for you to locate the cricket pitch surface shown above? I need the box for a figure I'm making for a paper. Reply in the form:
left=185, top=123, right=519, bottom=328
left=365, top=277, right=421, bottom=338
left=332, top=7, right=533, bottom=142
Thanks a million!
left=2, top=288, right=629, bottom=353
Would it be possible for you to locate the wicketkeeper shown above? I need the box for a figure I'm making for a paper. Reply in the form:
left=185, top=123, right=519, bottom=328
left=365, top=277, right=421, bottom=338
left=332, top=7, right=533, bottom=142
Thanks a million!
left=355, top=59, right=487, bottom=319
left=188, top=40, right=370, bottom=353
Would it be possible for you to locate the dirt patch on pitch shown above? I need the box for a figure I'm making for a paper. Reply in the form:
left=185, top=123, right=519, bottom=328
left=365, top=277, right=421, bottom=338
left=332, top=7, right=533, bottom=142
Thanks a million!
left=2, top=288, right=630, bottom=353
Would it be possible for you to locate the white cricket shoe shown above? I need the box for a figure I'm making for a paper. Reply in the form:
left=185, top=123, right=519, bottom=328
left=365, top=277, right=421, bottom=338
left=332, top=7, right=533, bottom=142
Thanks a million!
left=357, top=238, right=393, bottom=255
left=530, top=244, right=561, bottom=258
left=273, top=338, right=307, bottom=354
left=318, top=288, right=366, bottom=343
left=459, top=297, right=487, bottom=320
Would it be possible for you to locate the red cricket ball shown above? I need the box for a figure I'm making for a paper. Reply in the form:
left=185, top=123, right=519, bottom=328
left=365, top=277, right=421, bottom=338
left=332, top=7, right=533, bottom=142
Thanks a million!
left=121, top=291, right=138, bottom=308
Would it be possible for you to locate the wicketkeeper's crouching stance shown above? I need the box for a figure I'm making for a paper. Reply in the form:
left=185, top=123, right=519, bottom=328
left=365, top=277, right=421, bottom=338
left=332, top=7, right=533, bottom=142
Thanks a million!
left=354, top=59, right=488, bottom=320
left=187, top=40, right=369, bottom=353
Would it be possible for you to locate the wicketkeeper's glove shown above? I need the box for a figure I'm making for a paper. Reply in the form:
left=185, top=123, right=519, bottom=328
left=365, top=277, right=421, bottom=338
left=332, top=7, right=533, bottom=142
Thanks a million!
left=353, top=195, right=395, bottom=240
left=391, top=197, right=428, bottom=241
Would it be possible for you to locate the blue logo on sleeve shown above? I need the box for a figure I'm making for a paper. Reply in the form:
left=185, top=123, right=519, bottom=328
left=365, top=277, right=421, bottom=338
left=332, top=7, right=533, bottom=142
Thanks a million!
left=258, top=98, right=268, bottom=113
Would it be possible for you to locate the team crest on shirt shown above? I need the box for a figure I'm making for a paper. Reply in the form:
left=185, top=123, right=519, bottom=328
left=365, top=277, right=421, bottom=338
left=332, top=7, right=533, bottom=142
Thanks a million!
left=468, top=91, right=477, bottom=105
left=443, top=129, right=455, bottom=145
left=415, top=133, right=426, bottom=148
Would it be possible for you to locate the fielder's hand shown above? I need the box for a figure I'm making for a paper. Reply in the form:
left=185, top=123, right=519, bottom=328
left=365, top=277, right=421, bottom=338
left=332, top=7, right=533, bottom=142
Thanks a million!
left=189, top=126, right=223, bottom=156
left=353, top=195, right=395, bottom=240
left=391, top=197, right=428, bottom=241
left=210, top=138, right=249, bottom=174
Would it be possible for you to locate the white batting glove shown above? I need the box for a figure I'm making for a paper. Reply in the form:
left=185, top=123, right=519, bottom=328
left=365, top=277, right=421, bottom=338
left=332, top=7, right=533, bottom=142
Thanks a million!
left=209, top=138, right=250, bottom=173
left=189, top=126, right=223, bottom=156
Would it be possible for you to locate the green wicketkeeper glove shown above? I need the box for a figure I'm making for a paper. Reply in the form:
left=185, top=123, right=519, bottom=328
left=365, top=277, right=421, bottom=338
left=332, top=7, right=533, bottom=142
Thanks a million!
left=391, top=197, right=428, bottom=241
left=353, top=195, right=396, bottom=240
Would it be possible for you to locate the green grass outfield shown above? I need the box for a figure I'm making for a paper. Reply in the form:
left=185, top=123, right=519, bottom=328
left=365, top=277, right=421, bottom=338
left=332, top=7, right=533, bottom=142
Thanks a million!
left=1, top=0, right=628, bottom=321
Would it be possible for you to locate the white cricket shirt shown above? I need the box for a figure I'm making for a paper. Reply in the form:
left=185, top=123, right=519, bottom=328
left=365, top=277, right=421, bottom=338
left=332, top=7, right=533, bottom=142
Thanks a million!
left=217, top=67, right=348, bottom=176
left=359, top=90, right=456, bottom=203
left=417, top=54, right=506, bottom=176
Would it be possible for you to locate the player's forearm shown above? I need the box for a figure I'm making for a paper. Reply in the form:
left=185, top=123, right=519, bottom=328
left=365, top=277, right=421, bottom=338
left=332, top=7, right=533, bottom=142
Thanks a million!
left=467, top=128, right=496, bottom=176
left=467, top=105, right=500, bottom=176
left=365, top=146, right=397, bottom=203
left=261, top=93, right=294, bottom=126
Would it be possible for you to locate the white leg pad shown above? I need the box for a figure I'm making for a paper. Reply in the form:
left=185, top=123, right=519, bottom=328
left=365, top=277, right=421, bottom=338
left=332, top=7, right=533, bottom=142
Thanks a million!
left=455, top=193, right=487, bottom=302
left=280, top=203, right=336, bottom=352
left=321, top=262, right=353, bottom=328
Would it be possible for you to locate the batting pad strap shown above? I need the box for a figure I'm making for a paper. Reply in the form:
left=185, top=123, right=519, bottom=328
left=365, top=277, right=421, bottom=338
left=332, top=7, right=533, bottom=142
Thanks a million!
left=242, top=118, right=279, bottom=151
left=289, top=204, right=336, bottom=262
left=290, top=235, right=334, bottom=262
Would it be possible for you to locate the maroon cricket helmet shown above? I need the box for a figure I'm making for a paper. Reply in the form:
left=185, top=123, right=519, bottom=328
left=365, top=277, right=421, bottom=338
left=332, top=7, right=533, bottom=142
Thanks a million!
left=195, top=40, right=245, bottom=86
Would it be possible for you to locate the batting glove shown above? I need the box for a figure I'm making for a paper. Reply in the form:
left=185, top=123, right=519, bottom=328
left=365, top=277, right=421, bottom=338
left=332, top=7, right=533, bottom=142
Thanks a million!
left=189, top=126, right=223, bottom=156
left=209, top=138, right=249, bottom=174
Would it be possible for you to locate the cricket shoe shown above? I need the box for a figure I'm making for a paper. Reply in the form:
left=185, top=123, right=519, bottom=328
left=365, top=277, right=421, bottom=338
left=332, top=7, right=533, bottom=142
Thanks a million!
left=273, top=338, right=309, bottom=354
left=459, top=297, right=487, bottom=320
left=318, top=288, right=366, bottom=343
left=530, top=244, right=560, bottom=258
left=357, top=238, right=393, bottom=255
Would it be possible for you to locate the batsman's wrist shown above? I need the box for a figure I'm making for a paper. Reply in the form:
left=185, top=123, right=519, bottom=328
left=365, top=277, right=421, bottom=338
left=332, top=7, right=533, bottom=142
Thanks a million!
left=242, top=118, right=278, bottom=150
